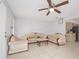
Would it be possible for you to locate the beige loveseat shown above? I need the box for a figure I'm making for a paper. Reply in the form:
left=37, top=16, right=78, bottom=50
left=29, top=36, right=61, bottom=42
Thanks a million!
left=48, top=33, right=66, bottom=45
left=26, top=32, right=47, bottom=43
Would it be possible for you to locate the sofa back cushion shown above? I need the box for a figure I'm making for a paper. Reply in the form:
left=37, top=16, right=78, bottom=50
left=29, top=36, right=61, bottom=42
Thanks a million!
left=26, top=32, right=46, bottom=40
left=48, top=33, right=65, bottom=40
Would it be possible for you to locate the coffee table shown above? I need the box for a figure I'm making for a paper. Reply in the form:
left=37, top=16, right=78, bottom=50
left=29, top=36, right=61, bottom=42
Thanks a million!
left=37, top=39, right=49, bottom=46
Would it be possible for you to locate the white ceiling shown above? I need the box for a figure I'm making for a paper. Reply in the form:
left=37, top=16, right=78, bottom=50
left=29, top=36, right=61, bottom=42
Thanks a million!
left=7, top=0, right=79, bottom=20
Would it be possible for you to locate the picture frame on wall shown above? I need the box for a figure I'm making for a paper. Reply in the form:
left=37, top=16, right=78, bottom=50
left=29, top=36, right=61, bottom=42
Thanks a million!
left=58, top=17, right=63, bottom=24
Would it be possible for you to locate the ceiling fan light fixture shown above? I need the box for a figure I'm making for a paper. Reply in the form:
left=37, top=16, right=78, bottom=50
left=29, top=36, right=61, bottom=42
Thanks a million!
left=49, top=8, right=54, bottom=12
left=38, top=0, right=69, bottom=15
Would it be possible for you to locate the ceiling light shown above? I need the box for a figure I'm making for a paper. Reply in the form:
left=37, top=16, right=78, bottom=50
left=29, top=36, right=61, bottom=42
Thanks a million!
left=49, top=8, right=54, bottom=12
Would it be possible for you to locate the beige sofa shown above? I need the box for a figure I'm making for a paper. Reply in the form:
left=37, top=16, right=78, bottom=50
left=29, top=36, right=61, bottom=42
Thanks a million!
left=48, top=33, right=66, bottom=45
left=26, top=32, right=47, bottom=43
left=8, top=35, right=28, bottom=54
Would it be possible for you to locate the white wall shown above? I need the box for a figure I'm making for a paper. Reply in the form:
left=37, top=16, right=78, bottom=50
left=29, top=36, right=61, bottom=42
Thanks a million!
left=15, top=18, right=66, bottom=36
left=0, top=1, right=15, bottom=59
left=0, top=2, right=7, bottom=59
left=3, top=0, right=15, bottom=39
left=5, top=7, right=15, bottom=39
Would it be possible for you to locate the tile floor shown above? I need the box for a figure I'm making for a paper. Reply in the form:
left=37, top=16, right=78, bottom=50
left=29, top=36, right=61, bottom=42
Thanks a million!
left=7, top=42, right=79, bottom=59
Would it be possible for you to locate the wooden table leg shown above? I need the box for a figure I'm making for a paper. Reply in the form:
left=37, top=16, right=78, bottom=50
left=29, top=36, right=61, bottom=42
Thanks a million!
left=37, top=41, right=41, bottom=46
left=46, top=40, right=48, bottom=45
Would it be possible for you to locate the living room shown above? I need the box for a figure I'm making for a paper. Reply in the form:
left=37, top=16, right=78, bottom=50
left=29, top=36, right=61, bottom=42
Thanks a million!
left=0, top=0, right=79, bottom=59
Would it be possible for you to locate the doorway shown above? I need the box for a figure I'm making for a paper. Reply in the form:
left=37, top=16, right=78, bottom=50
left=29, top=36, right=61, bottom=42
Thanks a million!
left=66, top=22, right=76, bottom=42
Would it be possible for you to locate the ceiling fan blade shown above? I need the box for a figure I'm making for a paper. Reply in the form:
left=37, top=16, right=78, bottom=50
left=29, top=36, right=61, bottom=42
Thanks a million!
left=54, top=9, right=61, bottom=13
left=46, top=11, right=50, bottom=16
left=38, top=8, right=48, bottom=11
left=55, top=0, right=69, bottom=7
left=47, top=0, right=52, bottom=7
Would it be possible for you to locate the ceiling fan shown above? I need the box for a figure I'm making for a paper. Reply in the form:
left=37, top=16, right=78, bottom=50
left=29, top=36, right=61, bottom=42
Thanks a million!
left=38, top=0, right=69, bottom=16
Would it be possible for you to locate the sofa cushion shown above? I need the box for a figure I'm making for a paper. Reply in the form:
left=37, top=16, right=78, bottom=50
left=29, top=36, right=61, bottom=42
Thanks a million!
left=9, top=34, right=18, bottom=42
left=10, top=36, right=16, bottom=42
